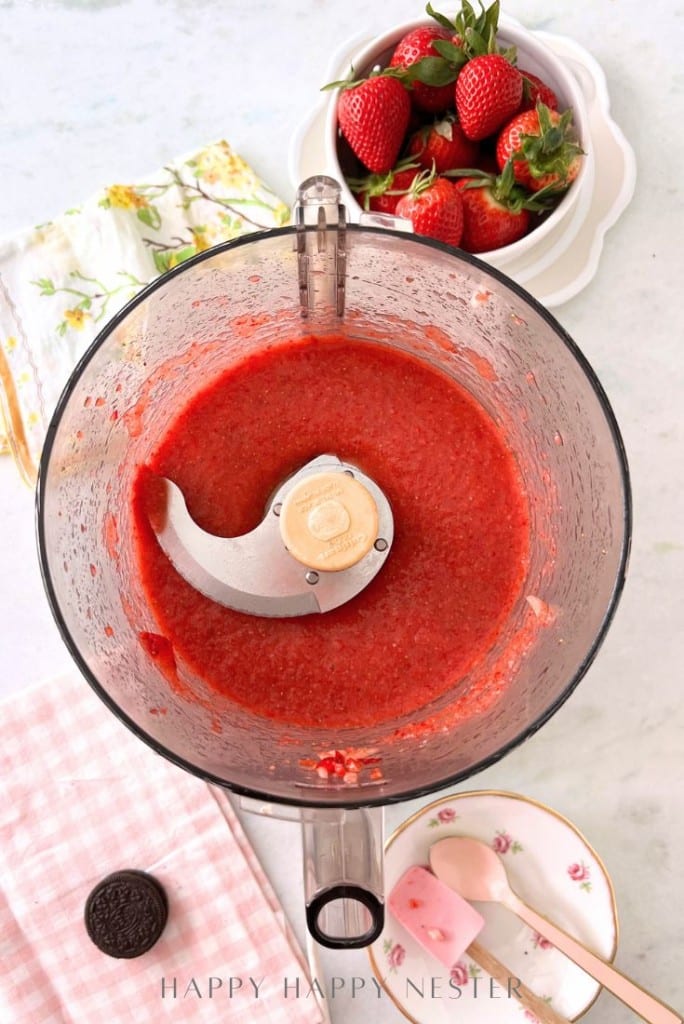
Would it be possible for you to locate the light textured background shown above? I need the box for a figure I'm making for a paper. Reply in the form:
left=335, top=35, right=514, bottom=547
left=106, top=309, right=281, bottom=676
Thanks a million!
left=1, top=1, right=683, bottom=1022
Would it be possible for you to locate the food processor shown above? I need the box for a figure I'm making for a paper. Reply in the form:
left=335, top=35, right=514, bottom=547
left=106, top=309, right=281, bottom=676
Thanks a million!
left=37, top=177, right=630, bottom=950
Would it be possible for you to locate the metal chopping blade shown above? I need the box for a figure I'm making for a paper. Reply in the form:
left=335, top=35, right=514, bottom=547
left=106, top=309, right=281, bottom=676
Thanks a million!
left=150, top=455, right=394, bottom=618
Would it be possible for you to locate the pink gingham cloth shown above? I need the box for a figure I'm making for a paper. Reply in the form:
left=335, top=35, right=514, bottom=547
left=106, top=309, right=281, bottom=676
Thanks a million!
left=0, top=672, right=323, bottom=1024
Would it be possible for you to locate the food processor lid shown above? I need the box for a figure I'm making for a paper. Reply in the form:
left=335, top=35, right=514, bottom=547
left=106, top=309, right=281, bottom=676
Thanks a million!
left=151, top=454, right=394, bottom=617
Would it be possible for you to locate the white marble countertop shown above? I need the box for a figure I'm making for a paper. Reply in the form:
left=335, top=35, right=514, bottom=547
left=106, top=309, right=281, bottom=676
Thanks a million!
left=1, top=1, right=682, bottom=1022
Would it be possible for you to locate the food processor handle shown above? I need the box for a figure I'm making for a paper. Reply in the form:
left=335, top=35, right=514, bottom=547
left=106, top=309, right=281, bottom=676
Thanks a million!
left=293, top=175, right=413, bottom=320
left=301, top=805, right=385, bottom=949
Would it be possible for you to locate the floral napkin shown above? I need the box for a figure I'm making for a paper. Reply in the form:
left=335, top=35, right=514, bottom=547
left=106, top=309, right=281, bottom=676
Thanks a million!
left=0, top=671, right=322, bottom=1024
left=0, top=140, right=290, bottom=483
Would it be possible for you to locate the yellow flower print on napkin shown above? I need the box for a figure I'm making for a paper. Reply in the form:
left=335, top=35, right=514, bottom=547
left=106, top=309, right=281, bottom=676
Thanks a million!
left=103, top=185, right=148, bottom=211
left=189, top=140, right=261, bottom=187
left=0, top=138, right=291, bottom=481
left=93, top=140, right=290, bottom=273
left=63, top=308, right=91, bottom=330
left=32, top=272, right=146, bottom=337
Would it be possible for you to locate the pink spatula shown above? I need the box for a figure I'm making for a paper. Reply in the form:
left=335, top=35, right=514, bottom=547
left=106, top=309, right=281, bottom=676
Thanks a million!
left=430, top=836, right=682, bottom=1024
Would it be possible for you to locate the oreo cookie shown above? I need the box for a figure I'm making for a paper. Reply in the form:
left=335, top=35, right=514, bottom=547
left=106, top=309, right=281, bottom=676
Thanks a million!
left=84, top=869, right=168, bottom=958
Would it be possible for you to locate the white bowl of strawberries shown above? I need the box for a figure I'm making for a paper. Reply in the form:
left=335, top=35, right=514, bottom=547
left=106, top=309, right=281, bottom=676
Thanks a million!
left=322, top=2, right=593, bottom=271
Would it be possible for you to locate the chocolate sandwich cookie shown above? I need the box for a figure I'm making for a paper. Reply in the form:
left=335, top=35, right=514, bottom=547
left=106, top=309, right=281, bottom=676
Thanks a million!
left=84, top=869, right=168, bottom=958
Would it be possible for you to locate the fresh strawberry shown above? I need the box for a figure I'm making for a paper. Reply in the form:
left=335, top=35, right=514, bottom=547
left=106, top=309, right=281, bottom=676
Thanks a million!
left=447, top=160, right=552, bottom=252
left=518, top=70, right=559, bottom=112
left=391, top=0, right=510, bottom=113
left=455, top=53, right=523, bottom=140
left=395, top=170, right=464, bottom=246
left=495, top=102, right=583, bottom=191
left=389, top=25, right=461, bottom=113
left=347, top=158, right=422, bottom=215
left=335, top=74, right=411, bottom=174
left=407, top=113, right=479, bottom=173
left=454, top=176, right=530, bottom=251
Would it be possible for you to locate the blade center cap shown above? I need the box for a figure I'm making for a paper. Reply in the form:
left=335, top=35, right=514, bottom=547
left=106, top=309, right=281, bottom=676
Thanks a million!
left=279, top=471, right=379, bottom=572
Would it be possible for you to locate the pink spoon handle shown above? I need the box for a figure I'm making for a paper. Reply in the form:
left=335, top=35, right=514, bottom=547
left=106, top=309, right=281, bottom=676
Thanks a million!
left=505, top=891, right=682, bottom=1024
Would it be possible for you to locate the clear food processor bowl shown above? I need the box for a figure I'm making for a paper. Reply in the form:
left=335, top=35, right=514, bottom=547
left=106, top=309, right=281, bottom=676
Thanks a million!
left=37, top=179, right=630, bottom=948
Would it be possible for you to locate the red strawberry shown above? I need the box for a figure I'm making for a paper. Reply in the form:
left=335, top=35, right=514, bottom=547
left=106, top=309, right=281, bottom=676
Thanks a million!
left=407, top=113, right=479, bottom=173
left=446, top=157, right=556, bottom=252
left=336, top=75, right=411, bottom=174
left=455, top=54, right=523, bottom=140
left=518, top=70, right=559, bottom=113
left=454, top=175, right=531, bottom=252
left=347, top=159, right=422, bottom=215
left=389, top=25, right=461, bottom=113
left=395, top=171, right=464, bottom=247
left=496, top=103, right=583, bottom=192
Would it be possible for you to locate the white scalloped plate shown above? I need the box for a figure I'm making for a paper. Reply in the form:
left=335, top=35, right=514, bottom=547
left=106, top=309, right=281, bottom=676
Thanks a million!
left=367, top=790, right=618, bottom=1023
left=288, top=31, right=636, bottom=309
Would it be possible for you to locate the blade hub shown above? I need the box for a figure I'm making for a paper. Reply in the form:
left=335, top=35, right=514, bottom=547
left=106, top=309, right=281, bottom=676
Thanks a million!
left=151, top=454, right=394, bottom=618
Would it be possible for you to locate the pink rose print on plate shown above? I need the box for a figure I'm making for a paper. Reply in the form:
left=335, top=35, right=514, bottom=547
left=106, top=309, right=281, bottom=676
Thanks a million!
left=492, top=829, right=523, bottom=854
left=383, top=939, right=406, bottom=972
left=568, top=860, right=592, bottom=891
left=427, top=806, right=458, bottom=827
left=450, top=961, right=470, bottom=987
left=531, top=930, right=553, bottom=950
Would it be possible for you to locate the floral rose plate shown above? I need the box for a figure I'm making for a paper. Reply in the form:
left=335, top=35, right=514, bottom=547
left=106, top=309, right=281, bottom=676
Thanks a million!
left=368, top=790, right=618, bottom=1023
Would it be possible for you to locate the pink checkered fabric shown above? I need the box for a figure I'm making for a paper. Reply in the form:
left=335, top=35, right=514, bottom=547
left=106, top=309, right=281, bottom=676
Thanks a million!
left=0, top=672, right=322, bottom=1023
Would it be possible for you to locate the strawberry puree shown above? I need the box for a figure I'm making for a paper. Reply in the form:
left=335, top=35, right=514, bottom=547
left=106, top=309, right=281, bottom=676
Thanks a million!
left=131, top=334, right=529, bottom=729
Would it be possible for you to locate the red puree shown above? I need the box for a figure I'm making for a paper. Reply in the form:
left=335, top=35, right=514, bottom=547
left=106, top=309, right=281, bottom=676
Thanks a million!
left=131, top=334, right=529, bottom=729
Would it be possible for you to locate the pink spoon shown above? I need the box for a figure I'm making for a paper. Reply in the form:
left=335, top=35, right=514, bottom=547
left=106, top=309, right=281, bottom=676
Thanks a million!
left=430, top=836, right=682, bottom=1024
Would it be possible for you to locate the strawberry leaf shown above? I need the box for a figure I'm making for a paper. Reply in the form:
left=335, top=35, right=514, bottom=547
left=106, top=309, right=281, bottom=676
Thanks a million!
left=321, top=65, right=408, bottom=92
left=425, top=1, right=457, bottom=32
left=407, top=55, right=461, bottom=87
left=447, top=160, right=557, bottom=213
left=321, top=74, right=357, bottom=92
left=426, top=0, right=505, bottom=57
left=404, top=164, right=438, bottom=198
left=456, top=0, right=504, bottom=57
left=464, top=27, right=488, bottom=53
left=443, top=167, right=490, bottom=182
left=517, top=103, right=584, bottom=185
left=346, top=158, right=421, bottom=208
left=431, top=39, right=467, bottom=65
